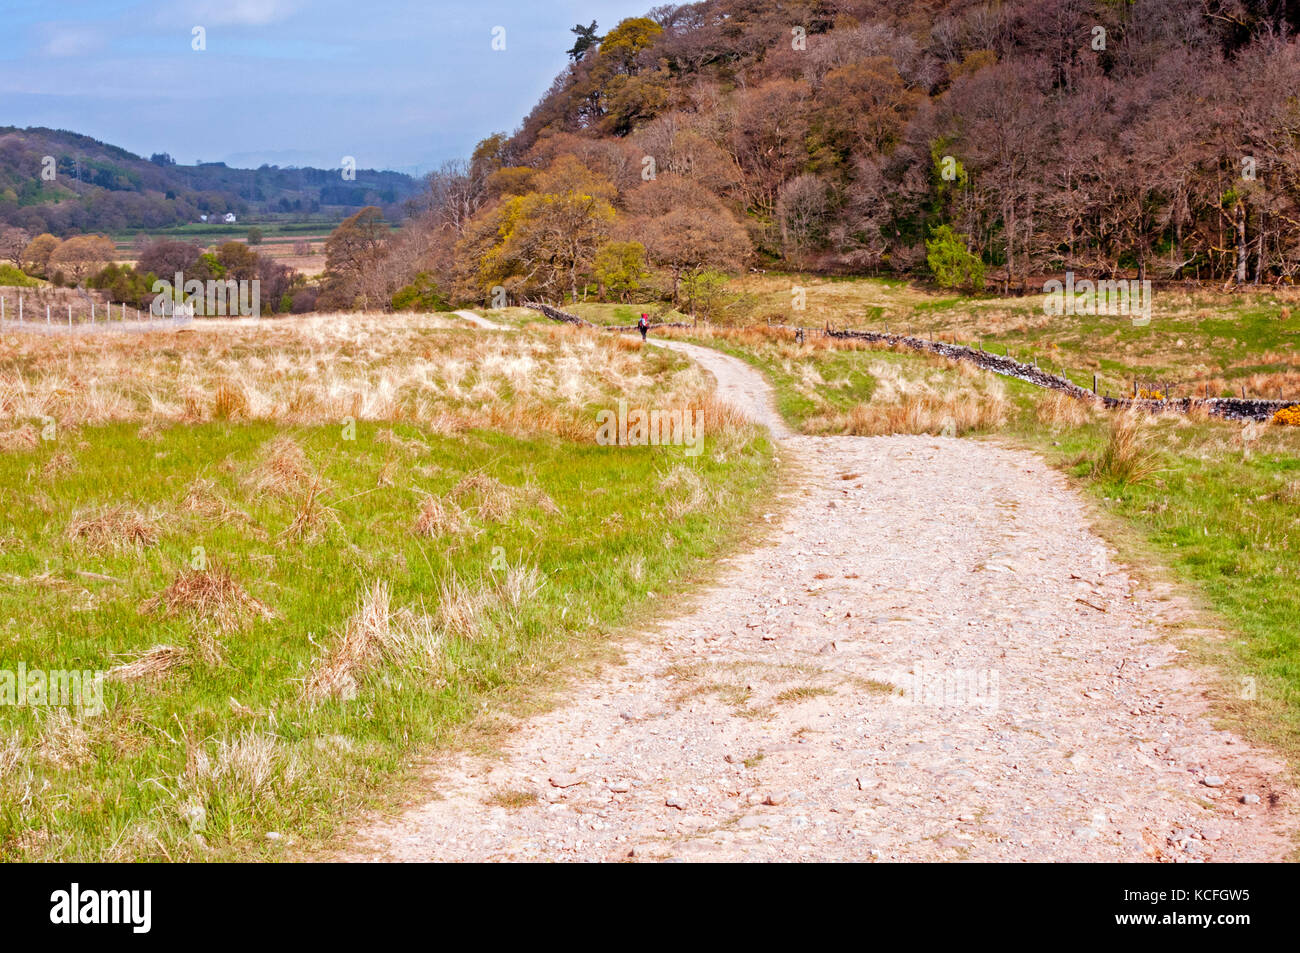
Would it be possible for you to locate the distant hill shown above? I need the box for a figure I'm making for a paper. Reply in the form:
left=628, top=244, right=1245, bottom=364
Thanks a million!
left=0, top=127, right=422, bottom=236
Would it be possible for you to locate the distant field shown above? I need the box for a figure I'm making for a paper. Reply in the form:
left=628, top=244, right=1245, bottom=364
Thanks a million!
left=109, top=221, right=340, bottom=243
left=111, top=222, right=332, bottom=277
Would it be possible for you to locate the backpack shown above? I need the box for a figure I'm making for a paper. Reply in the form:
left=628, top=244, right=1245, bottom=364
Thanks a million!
left=639, top=314, right=649, bottom=328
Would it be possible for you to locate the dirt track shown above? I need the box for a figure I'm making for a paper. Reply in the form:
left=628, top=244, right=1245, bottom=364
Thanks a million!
left=343, top=316, right=1295, bottom=862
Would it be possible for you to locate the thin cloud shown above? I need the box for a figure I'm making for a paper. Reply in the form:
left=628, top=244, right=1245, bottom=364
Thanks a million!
left=182, top=0, right=301, bottom=27
left=40, top=25, right=106, bottom=57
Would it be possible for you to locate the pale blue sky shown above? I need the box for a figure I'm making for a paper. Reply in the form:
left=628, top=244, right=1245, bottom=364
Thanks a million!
left=0, top=0, right=654, bottom=174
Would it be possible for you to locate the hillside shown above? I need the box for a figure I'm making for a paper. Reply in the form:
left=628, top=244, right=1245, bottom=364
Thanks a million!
left=0, top=127, right=421, bottom=236
left=417, top=0, right=1300, bottom=306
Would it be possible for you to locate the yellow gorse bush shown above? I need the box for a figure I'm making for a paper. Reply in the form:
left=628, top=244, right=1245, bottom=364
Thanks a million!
left=1272, top=404, right=1300, bottom=426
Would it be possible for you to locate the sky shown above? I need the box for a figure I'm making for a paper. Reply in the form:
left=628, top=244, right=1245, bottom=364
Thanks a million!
left=0, top=0, right=656, bottom=175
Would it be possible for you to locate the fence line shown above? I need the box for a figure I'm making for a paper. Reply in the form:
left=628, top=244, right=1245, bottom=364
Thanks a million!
left=0, top=290, right=192, bottom=334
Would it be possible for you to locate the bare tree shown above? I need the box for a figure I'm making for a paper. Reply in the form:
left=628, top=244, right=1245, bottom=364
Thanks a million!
left=0, top=226, right=30, bottom=268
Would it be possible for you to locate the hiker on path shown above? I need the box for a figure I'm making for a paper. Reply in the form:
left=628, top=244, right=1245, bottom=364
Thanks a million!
left=638, top=313, right=650, bottom=341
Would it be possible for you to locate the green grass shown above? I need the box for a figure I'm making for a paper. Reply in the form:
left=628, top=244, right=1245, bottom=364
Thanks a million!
left=565, top=302, right=693, bottom=326
left=0, top=416, right=772, bottom=860
left=110, top=221, right=337, bottom=243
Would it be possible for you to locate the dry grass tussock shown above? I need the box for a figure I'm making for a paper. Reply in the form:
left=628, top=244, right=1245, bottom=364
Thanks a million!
left=1094, top=411, right=1161, bottom=483
left=183, top=729, right=301, bottom=805
left=278, top=473, right=339, bottom=543
left=413, top=495, right=468, bottom=538
left=452, top=473, right=559, bottom=522
left=142, top=566, right=276, bottom=633
left=1036, top=390, right=1096, bottom=427
left=182, top=477, right=254, bottom=524
left=243, top=435, right=315, bottom=499
left=66, top=503, right=160, bottom=552
left=304, top=567, right=544, bottom=703
left=800, top=355, right=1009, bottom=436
left=434, top=564, right=543, bottom=640
left=0, top=423, right=40, bottom=452
left=108, top=645, right=189, bottom=683
left=41, top=451, right=76, bottom=479
left=303, top=581, right=446, bottom=703
left=827, top=390, right=1008, bottom=437
left=36, top=708, right=93, bottom=768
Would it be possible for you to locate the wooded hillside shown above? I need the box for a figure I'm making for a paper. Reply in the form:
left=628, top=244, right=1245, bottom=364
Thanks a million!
left=408, top=0, right=1300, bottom=308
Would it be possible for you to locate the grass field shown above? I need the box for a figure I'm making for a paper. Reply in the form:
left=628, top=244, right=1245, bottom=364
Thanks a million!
left=0, top=314, right=773, bottom=859
left=710, top=274, right=1300, bottom=403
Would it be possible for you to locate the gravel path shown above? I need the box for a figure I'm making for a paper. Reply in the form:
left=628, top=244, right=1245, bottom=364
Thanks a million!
left=344, top=316, right=1295, bottom=862
left=453, top=309, right=516, bottom=331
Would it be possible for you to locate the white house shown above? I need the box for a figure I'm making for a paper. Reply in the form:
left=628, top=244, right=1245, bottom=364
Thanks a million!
left=223, top=213, right=237, bottom=224
left=199, top=214, right=208, bottom=222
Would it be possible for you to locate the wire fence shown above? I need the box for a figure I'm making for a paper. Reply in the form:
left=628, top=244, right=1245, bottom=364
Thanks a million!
left=0, top=290, right=193, bottom=333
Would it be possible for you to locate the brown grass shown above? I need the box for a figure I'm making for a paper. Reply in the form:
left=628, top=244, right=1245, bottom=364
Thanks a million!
left=183, top=477, right=241, bottom=520
left=243, top=435, right=314, bottom=499
left=41, top=452, right=75, bottom=479
left=0, top=424, right=40, bottom=452
left=413, top=495, right=467, bottom=538
left=1094, top=412, right=1161, bottom=484
left=212, top=380, right=250, bottom=420
left=36, top=709, right=92, bottom=768
left=303, top=581, right=445, bottom=703
left=141, top=566, right=275, bottom=633
left=835, top=390, right=1008, bottom=437
left=183, top=730, right=300, bottom=804
left=66, top=503, right=160, bottom=552
left=108, top=645, right=188, bottom=683
left=450, top=473, right=557, bottom=522
left=434, top=574, right=494, bottom=642
left=278, top=474, right=338, bottom=543
left=1036, top=390, right=1093, bottom=427
left=0, top=313, right=743, bottom=450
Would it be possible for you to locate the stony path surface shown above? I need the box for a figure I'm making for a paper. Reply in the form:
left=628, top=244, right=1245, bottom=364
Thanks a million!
left=345, top=316, right=1295, bottom=862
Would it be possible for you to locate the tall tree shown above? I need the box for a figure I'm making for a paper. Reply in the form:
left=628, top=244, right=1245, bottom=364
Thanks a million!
left=568, top=20, right=601, bottom=61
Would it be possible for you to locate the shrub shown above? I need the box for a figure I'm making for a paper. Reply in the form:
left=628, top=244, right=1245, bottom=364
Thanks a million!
left=926, top=225, right=985, bottom=292
left=0, top=264, right=38, bottom=287
left=1272, top=404, right=1300, bottom=426
left=391, top=272, right=448, bottom=312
